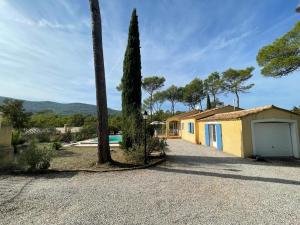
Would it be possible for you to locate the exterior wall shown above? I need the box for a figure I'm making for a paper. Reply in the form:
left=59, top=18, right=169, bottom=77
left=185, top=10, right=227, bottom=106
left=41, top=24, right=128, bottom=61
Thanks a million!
left=180, top=118, right=198, bottom=144
left=198, top=120, right=243, bottom=157
left=198, top=122, right=205, bottom=145
left=0, top=126, right=12, bottom=148
left=241, top=109, right=300, bottom=158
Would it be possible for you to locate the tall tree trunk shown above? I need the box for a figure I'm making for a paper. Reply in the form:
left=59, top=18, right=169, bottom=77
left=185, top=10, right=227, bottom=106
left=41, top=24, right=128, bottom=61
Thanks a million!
left=235, top=91, right=240, bottom=108
left=171, top=101, right=175, bottom=115
left=89, top=0, right=111, bottom=164
left=150, top=92, right=153, bottom=121
left=213, top=94, right=216, bottom=108
left=199, top=100, right=203, bottom=111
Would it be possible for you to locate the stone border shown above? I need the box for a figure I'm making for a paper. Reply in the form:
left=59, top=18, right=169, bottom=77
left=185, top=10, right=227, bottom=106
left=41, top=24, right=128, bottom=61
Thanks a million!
left=49, top=157, right=166, bottom=173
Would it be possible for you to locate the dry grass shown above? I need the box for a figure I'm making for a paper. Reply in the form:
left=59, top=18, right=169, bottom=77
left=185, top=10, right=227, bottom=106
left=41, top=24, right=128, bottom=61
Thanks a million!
left=50, top=146, right=145, bottom=171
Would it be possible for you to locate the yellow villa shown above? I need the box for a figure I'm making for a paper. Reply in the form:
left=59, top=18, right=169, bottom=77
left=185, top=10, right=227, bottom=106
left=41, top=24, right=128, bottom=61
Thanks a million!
left=166, top=105, right=240, bottom=142
left=166, top=105, right=300, bottom=158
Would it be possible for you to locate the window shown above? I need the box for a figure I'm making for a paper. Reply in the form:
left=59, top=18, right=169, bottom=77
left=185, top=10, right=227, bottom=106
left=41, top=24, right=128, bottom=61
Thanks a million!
left=188, top=122, right=194, bottom=134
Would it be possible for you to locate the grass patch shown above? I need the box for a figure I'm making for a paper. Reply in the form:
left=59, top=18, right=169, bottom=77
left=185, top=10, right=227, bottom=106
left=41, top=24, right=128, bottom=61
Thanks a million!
left=50, top=146, right=148, bottom=171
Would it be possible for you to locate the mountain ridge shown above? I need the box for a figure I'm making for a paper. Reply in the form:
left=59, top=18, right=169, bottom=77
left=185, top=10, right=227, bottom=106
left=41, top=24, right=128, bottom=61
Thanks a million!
left=0, top=96, right=120, bottom=115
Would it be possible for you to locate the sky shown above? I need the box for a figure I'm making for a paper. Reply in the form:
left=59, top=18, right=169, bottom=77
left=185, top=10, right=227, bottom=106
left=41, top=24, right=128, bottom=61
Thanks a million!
left=0, top=0, right=299, bottom=111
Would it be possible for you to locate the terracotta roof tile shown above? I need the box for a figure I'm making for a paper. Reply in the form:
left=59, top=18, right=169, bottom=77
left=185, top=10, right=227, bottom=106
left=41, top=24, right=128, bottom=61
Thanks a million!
left=201, top=105, right=298, bottom=121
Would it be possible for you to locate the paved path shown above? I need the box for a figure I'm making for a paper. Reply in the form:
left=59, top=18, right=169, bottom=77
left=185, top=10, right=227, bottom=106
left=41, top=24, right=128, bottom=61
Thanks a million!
left=1, top=139, right=300, bottom=225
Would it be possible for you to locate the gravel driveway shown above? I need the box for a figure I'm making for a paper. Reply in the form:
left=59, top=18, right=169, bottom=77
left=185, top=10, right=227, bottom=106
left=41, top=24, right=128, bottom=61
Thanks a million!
left=1, top=139, right=300, bottom=225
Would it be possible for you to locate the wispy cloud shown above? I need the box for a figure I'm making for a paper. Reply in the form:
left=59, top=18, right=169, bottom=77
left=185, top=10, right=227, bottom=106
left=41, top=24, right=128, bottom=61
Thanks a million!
left=0, top=0, right=299, bottom=111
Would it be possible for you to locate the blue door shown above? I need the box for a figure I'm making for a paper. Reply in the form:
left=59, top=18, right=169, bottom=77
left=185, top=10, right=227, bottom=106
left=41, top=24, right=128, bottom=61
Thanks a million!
left=205, top=124, right=223, bottom=151
left=215, top=124, right=223, bottom=151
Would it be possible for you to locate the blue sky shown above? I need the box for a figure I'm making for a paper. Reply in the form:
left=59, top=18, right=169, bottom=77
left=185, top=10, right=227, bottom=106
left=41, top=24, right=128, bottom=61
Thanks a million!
left=0, top=0, right=299, bottom=111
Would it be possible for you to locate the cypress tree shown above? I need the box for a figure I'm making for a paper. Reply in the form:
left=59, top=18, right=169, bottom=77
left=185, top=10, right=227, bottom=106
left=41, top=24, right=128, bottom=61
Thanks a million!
left=121, top=9, right=142, bottom=149
left=206, top=94, right=212, bottom=110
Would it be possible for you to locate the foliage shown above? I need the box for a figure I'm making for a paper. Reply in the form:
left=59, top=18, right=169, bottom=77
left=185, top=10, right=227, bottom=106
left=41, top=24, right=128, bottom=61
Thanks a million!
left=120, top=113, right=142, bottom=149
left=292, top=106, right=300, bottom=114
left=11, top=131, right=26, bottom=152
left=52, top=142, right=62, bottom=150
left=0, top=99, right=31, bottom=130
left=222, top=67, right=255, bottom=107
left=108, top=115, right=122, bottom=134
left=182, top=78, right=205, bottom=110
left=142, top=76, right=165, bottom=119
left=30, top=112, right=85, bottom=128
left=257, top=21, right=300, bottom=77
left=121, top=9, right=142, bottom=149
left=161, top=85, right=183, bottom=115
left=69, top=114, right=85, bottom=126
left=30, top=112, right=67, bottom=128
left=147, top=137, right=167, bottom=154
left=124, top=144, right=145, bottom=163
left=205, top=72, right=223, bottom=107
left=59, top=131, right=73, bottom=143
left=21, top=141, right=55, bottom=170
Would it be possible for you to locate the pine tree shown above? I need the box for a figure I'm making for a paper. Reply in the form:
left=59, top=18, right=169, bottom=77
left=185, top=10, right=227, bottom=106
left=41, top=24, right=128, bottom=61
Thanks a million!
left=89, top=0, right=111, bottom=163
left=121, top=9, right=142, bottom=149
left=206, top=94, right=212, bottom=110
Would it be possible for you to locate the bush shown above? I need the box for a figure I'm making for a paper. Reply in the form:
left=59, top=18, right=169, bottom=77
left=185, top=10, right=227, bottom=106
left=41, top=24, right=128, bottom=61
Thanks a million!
left=21, top=141, right=55, bottom=170
left=125, top=144, right=145, bottom=163
left=52, top=142, right=62, bottom=150
left=147, top=137, right=167, bottom=154
left=59, top=131, right=73, bottom=143
left=11, top=131, right=26, bottom=153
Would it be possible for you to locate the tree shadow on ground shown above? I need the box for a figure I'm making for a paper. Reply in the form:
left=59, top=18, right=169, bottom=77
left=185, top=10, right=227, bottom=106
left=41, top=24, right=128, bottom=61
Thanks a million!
left=166, top=155, right=300, bottom=168
left=151, top=166, right=300, bottom=186
left=0, top=171, right=79, bottom=179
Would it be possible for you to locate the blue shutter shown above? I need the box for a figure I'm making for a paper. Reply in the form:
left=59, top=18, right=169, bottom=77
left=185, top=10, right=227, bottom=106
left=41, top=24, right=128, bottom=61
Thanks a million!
left=205, top=124, right=210, bottom=146
left=216, top=124, right=223, bottom=151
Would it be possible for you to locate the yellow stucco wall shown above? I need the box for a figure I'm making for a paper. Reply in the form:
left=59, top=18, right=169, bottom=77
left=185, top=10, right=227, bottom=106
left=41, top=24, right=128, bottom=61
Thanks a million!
left=241, top=108, right=300, bottom=157
left=198, top=120, right=243, bottom=157
left=198, top=108, right=300, bottom=158
left=0, top=126, right=12, bottom=147
left=180, top=118, right=198, bottom=144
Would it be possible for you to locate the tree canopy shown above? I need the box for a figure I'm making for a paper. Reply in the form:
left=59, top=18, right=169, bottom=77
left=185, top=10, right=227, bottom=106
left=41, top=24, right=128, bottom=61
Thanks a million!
left=121, top=9, right=142, bottom=149
left=142, top=76, right=165, bottom=119
left=0, top=99, right=31, bottom=130
left=182, top=78, right=205, bottom=110
left=257, top=21, right=300, bottom=77
left=161, top=85, right=183, bottom=115
left=205, top=72, right=223, bottom=106
left=222, top=67, right=255, bottom=107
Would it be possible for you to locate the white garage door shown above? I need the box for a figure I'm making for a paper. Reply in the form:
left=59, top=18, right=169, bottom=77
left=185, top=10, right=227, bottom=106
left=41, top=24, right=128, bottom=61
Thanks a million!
left=253, top=122, right=293, bottom=157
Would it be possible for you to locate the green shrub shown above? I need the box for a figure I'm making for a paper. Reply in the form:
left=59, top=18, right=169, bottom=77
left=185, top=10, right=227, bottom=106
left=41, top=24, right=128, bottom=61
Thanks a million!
left=125, top=144, right=145, bottom=163
left=21, top=141, right=55, bottom=170
left=59, top=131, right=73, bottom=143
left=52, top=142, right=62, bottom=150
left=11, top=131, right=26, bottom=152
left=147, top=137, right=167, bottom=154
left=35, top=131, right=51, bottom=143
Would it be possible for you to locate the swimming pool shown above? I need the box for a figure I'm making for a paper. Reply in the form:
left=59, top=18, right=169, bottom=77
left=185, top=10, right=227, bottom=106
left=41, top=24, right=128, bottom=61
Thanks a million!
left=77, top=135, right=122, bottom=146
left=108, top=135, right=122, bottom=143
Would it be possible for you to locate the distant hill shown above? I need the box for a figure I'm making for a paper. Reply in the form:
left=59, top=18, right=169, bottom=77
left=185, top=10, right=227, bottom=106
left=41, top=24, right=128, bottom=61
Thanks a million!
left=0, top=96, right=120, bottom=115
